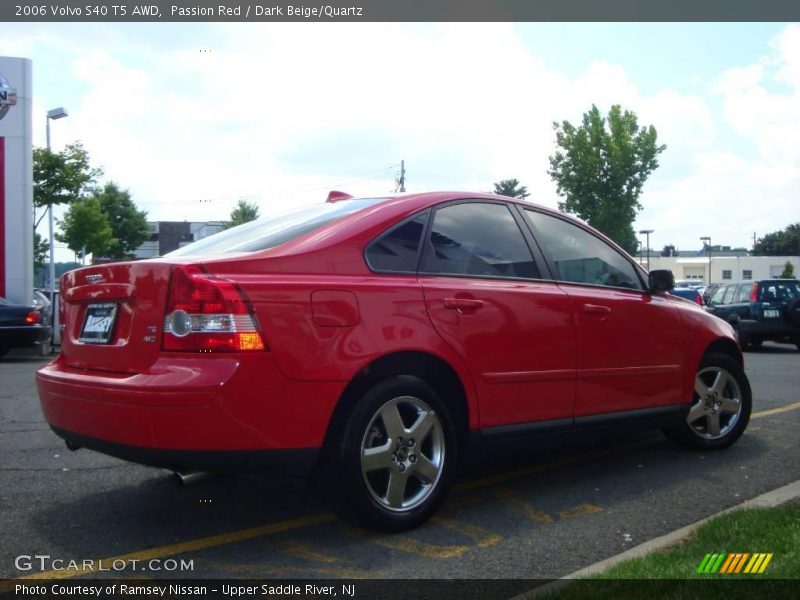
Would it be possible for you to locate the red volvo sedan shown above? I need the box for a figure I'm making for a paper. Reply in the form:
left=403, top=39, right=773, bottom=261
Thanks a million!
left=37, top=192, right=751, bottom=531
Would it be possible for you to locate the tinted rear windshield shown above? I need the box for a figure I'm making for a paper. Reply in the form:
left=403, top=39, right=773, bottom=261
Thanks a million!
left=167, top=198, right=386, bottom=257
left=759, top=280, right=800, bottom=301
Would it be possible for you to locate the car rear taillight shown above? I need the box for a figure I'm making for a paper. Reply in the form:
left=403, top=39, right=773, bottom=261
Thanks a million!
left=162, top=265, right=266, bottom=352
left=750, top=283, right=759, bottom=302
left=25, top=310, right=41, bottom=324
left=695, top=293, right=703, bottom=306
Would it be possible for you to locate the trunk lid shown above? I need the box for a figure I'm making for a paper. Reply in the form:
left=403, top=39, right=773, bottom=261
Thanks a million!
left=60, top=260, right=173, bottom=373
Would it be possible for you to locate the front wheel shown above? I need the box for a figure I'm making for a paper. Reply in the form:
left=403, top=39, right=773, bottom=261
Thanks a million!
left=664, top=353, right=751, bottom=450
left=318, top=375, right=457, bottom=532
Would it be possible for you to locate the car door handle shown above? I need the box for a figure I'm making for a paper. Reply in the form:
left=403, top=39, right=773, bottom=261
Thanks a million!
left=584, top=304, right=612, bottom=315
left=444, top=298, right=485, bottom=311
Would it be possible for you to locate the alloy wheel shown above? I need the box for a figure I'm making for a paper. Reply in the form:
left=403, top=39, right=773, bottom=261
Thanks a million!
left=360, top=395, right=445, bottom=512
left=687, top=366, right=743, bottom=439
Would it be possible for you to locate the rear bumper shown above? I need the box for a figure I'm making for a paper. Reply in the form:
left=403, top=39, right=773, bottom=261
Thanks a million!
left=0, top=324, right=51, bottom=349
left=738, top=319, right=800, bottom=343
left=37, top=355, right=347, bottom=475
left=52, top=426, right=318, bottom=475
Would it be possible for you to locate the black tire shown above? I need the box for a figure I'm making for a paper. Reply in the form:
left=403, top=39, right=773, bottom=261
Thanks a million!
left=0, top=346, right=8, bottom=360
left=318, top=375, right=458, bottom=532
left=664, top=352, right=751, bottom=450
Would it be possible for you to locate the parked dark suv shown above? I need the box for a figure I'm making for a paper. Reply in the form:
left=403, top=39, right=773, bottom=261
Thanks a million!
left=705, top=279, right=800, bottom=351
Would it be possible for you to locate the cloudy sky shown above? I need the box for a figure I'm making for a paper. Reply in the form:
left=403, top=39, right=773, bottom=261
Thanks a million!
left=3, top=22, right=799, bottom=260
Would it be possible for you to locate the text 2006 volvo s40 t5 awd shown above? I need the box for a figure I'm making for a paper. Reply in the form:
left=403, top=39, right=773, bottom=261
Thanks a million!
left=37, top=191, right=751, bottom=531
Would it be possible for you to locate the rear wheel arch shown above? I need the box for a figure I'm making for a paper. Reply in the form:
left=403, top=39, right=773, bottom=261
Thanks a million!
left=321, top=351, right=471, bottom=460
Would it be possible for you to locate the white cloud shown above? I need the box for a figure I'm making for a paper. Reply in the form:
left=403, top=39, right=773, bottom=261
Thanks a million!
left=4, top=22, right=798, bottom=259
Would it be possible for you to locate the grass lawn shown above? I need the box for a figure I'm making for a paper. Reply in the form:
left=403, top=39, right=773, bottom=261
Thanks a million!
left=541, top=500, right=799, bottom=599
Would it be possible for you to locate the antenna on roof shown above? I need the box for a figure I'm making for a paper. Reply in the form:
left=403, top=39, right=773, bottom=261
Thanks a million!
left=326, top=191, right=353, bottom=203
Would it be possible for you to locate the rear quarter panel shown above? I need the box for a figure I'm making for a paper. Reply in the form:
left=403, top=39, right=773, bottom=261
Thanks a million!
left=214, top=270, right=481, bottom=429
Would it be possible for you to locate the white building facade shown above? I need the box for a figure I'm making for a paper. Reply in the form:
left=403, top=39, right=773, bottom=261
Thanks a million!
left=637, top=255, right=799, bottom=284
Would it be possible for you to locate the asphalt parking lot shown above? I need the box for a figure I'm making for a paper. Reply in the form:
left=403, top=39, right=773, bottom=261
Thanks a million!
left=1, top=344, right=798, bottom=582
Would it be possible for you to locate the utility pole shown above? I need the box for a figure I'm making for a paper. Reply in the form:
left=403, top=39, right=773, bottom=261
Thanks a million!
left=395, top=160, right=406, bottom=193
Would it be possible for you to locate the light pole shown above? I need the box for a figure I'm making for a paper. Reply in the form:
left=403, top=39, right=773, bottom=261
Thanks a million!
left=46, top=107, right=68, bottom=307
left=700, top=236, right=711, bottom=284
left=639, top=229, right=654, bottom=271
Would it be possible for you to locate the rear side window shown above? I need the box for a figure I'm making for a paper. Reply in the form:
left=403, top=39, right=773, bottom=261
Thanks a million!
left=711, top=286, right=727, bottom=305
left=722, top=286, right=736, bottom=304
left=735, top=284, right=753, bottom=303
left=365, top=210, right=429, bottom=273
left=422, top=202, right=538, bottom=279
left=524, top=209, right=643, bottom=291
left=167, top=198, right=386, bottom=256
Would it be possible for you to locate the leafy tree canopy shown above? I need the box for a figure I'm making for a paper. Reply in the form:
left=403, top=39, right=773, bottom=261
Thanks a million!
left=753, top=223, right=800, bottom=256
left=33, top=142, right=102, bottom=211
left=492, top=179, right=530, bottom=200
left=780, top=261, right=795, bottom=279
left=222, top=199, right=260, bottom=230
left=548, top=104, right=666, bottom=254
left=93, top=182, right=149, bottom=259
left=55, top=198, right=114, bottom=258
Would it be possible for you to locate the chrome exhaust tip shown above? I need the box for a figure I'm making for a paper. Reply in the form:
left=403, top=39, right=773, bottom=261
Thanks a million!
left=173, top=470, right=211, bottom=486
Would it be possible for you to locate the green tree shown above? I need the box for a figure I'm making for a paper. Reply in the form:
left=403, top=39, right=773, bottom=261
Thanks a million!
left=92, top=182, right=149, bottom=259
left=33, top=232, right=49, bottom=270
left=222, top=199, right=260, bottom=230
left=781, top=261, right=795, bottom=279
left=492, top=179, right=530, bottom=199
left=548, top=104, right=666, bottom=254
left=33, top=142, right=102, bottom=228
left=55, top=198, right=114, bottom=259
left=753, top=223, right=800, bottom=256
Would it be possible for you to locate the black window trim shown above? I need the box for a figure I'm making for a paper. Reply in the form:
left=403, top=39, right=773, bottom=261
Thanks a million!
left=363, top=209, right=432, bottom=275
left=416, top=199, right=551, bottom=283
left=519, top=206, right=649, bottom=294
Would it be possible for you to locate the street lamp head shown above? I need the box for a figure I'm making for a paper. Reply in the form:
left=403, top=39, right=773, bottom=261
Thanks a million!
left=47, top=107, right=68, bottom=120
left=700, top=236, right=711, bottom=243
left=639, top=229, right=654, bottom=235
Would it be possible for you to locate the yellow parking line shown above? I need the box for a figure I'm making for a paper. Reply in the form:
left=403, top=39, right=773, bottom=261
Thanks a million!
left=494, top=489, right=554, bottom=524
left=431, top=516, right=503, bottom=548
left=751, top=401, right=800, bottom=419
left=9, top=513, right=334, bottom=584
left=280, top=542, right=340, bottom=564
left=370, top=537, right=470, bottom=559
left=558, top=503, right=603, bottom=520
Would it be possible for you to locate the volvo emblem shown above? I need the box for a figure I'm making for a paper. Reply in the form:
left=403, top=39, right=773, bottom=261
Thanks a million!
left=0, top=74, right=17, bottom=122
left=85, top=274, right=104, bottom=284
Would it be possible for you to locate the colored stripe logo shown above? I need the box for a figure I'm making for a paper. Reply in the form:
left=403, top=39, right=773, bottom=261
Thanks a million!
left=696, top=552, right=773, bottom=574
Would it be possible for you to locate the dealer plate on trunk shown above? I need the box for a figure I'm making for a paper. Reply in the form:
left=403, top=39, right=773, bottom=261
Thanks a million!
left=79, top=303, right=119, bottom=344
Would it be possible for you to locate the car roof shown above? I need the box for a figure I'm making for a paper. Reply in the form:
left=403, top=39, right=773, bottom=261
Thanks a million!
left=306, top=190, right=635, bottom=260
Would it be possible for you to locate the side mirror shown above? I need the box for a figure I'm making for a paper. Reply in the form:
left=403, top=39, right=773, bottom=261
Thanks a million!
left=648, top=269, right=675, bottom=294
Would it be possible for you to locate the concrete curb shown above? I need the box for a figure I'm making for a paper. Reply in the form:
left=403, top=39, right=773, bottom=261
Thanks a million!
left=516, top=479, right=800, bottom=598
